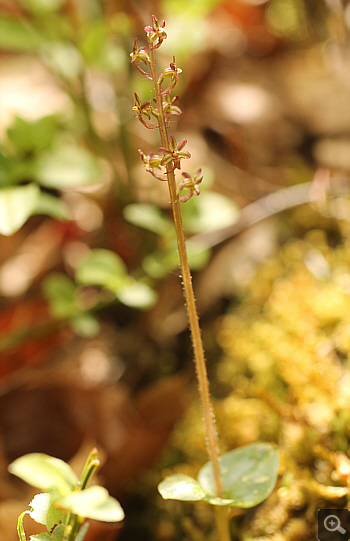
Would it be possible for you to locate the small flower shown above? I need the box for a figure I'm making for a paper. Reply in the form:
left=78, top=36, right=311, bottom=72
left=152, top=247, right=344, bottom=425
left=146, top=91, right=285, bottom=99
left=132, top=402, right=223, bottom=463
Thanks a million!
left=139, top=149, right=167, bottom=181
left=177, top=169, right=203, bottom=202
left=132, top=93, right=158, bottom=129
left=158, top=57, right=182, bottom=95
left=159, top=136, right=191, bottom=171
left=130, top=38, right=149, bottom=65
left=145, top=15, right=167, bottom=48
left=163, top=95, right=182, bottom=126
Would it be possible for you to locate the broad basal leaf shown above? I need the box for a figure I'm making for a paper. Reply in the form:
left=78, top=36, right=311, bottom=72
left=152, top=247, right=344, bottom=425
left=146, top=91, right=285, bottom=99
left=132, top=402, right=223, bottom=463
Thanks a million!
left=198, top=442, right=279, bottom=507
left=58, top=486, right=125, bottom=522
left=158, top=442, right=279, bottom=508
left=35, top=146, right=102, bottom=188
left=8, top=453, right=78, bottom=496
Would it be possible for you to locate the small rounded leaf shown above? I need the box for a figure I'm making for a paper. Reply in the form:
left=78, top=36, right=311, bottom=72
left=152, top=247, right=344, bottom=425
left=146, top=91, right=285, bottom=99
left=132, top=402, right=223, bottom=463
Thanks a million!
left=35, top=146, right=101, bottom=188
left=117, top=279, right=157, bottom=309
left=58, top=486, right=124, bottom=522
left=8, top=453, right=78, bottom=495
left=123, top=204, right=171, bottom=236
left=158, top=474, right=208, bottom=502
left=76, top=249, right=127, bottom=291
left=198, top=442, right=279, bottom=507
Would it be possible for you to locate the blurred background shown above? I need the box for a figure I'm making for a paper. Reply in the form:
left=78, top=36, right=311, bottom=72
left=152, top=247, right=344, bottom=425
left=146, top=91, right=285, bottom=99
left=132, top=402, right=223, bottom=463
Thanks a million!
left=0, top=1, right=349, bottom=540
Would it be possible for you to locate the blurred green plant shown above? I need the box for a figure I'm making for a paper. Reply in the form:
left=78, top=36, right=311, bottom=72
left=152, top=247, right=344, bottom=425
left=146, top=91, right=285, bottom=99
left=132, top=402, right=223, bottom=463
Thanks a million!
left=124, top=188, right=239, bottom=278
left=8, top=449, right=124, bottom=541
left=0, top=115, right=101, bottom=235
left=0, top=0, right=128, bottom=236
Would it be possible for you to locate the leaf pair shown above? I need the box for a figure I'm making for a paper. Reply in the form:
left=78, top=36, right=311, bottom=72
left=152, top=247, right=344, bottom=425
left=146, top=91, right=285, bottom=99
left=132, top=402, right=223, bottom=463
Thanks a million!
left=8, top=451, right=124, bottom=541
left=158, top=442, right=279, bottom=508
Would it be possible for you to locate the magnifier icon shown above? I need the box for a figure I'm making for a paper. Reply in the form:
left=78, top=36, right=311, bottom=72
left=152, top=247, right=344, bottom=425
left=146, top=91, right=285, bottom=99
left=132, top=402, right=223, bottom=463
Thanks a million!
left=324, top=515, right=346, bottom=534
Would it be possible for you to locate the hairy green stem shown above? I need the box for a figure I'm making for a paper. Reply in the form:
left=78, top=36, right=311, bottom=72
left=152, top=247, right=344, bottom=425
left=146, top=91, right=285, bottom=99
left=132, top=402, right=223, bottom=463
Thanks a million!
left=148, top=44, right=230, bottom=541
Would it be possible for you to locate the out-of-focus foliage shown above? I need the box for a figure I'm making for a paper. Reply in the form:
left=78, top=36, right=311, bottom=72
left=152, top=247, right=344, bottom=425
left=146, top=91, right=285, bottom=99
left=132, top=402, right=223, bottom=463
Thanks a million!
left=124, top=186, right=239, bottom=278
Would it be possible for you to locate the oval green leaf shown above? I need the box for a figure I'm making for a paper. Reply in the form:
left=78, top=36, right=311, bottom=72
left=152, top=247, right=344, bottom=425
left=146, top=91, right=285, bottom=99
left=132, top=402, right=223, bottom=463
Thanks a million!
left=43, top=273, right=77, bottom=318
left=76, top=249, right=127, bottom=291
left=182, top=192, right=240, bottom=234
left=58, top=486, right=124, bottom=522
left=8, top=453, right=78, bottom=496
left=158, top=474, right=208, bottom=502
left=198, top=442, right=279, bottom=507
left=35, top=146, right=102, bottom=188
left=0, top=183, right=40, bottom=235
left=117, top=279, right=157, bottom=309
left=34, top=192, right=70, bottom=221
left=123, top=204, right=171, bottom=236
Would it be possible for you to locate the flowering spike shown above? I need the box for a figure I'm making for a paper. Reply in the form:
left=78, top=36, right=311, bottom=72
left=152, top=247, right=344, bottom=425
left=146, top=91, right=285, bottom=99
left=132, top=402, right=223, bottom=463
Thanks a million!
left=130, top=21, right=231, bottom=539
left=177, top=169, right=203, bottom=202
left=158, top=136, right=191, bottom=171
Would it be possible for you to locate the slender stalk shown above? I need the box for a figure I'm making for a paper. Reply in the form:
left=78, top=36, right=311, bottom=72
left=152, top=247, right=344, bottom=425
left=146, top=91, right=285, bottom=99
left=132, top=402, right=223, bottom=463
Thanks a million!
left=148, top=44, right=231, bottom=541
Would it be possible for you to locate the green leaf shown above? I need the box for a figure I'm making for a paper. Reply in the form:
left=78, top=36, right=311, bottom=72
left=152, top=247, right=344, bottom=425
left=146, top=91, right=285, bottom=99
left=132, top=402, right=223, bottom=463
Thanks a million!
left=76, top=249, right=127, bottom=292
left=34, top=192, right=70, bottom=221
left=0, top=183, right=40, bottom=235
left=117, top=279, right=157, bottom=309
left=186, top=239, right=211, bottom=270
left=0, top=151, right=35, bottom=187
left=198, top=442, right=279, bottom=507
left=8, top=453, right=78, bottom=496
left=158, top=443, right=279, bottom=508
left=58, top=486, right=124, bottom=522
left=0, top=15, right=43, bottom=52
left=123, top=204, right=171, bottom=235
left=51, top=523, right=66, bottom=541
left=70, top=313, right=100, bottom=337
left=7, top=116, right=58, bottom=154
left=158, top=474, right=208, bottom=502
left=30, top=534, right=51, bottom=541
left=35, top=146, right=102, bottom=188
left=182, top=192, right=240, bottom=234
left=43, top=274, right=78, bottom=319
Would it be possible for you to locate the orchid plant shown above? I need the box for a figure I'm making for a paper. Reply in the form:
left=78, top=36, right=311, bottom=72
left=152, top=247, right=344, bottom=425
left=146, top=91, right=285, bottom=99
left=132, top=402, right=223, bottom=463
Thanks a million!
left=131, top=16, right=279, bottom=541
